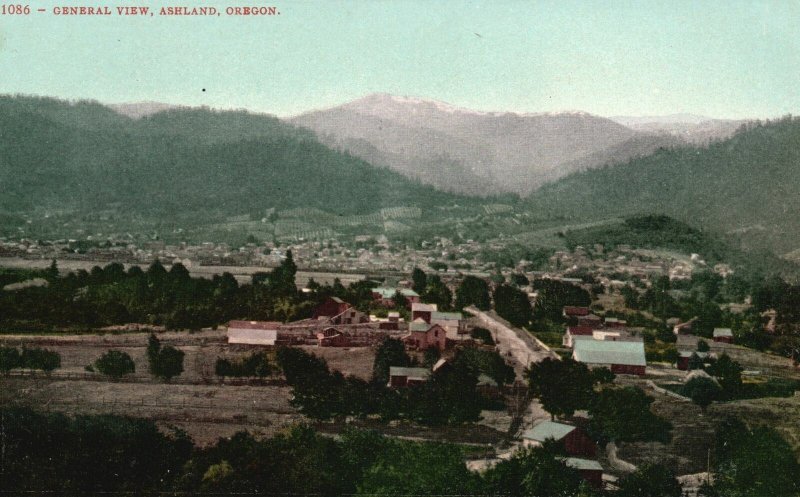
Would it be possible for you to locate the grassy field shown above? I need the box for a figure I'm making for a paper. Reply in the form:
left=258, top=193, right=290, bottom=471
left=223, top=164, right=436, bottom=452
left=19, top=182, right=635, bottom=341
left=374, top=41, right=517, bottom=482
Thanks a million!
left=0, top=330, right=510, bottom=447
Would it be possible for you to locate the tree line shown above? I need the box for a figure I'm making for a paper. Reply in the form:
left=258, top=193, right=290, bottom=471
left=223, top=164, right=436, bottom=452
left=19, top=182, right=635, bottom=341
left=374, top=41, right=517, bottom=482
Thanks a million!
left=4, top=405, right=796, bottom=497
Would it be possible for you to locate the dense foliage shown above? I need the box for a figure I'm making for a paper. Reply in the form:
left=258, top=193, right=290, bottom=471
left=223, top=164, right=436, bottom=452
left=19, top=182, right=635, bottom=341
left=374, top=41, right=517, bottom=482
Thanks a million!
left=276, top=347, right=491, bottom=425
left=146, top=334, right=185, bottom=382
left=93, top=349, right=136, bottom=380
left=0, top=346, right=60, bottom=373
left=526, top=358, right=614, bottom=419
left=0, top=96, right=476, bottom=241
left=528, top=117, right=800, bottom=256
left=588, top=386, right=673, bottom=444
left=493, top=284, right=533, bottom=327
left=215, top=351, right=273, bottom=378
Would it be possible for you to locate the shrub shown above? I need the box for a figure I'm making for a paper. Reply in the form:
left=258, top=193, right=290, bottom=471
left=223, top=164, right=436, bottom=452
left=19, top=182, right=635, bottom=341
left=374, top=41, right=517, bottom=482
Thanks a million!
left=94, top=350, right=136, bottom=380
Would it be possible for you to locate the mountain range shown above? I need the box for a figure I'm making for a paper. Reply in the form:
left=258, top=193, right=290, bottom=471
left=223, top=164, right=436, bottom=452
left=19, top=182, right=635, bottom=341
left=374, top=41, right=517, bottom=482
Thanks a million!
left=288, top=93, right=745, bottom=195
left=4, top=93, right=798, bottom=261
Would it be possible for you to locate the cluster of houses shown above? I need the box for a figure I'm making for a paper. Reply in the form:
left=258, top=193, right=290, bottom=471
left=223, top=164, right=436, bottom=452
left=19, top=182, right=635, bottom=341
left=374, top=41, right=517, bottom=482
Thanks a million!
left=226, top=294, right=470, bottom=351
left=561, top=306, right=647, bottom=376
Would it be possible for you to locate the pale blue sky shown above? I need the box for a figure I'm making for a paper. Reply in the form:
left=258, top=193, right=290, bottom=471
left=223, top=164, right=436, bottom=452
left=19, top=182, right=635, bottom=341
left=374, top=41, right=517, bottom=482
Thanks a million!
left=1, top=0, right=798, bottom=118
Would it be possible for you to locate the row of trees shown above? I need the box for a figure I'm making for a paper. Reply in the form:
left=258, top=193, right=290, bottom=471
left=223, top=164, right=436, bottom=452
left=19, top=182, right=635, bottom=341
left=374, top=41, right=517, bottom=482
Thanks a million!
left=2, top=405, right=705, bottom=497
left=0, top=346, right=60, bottom=373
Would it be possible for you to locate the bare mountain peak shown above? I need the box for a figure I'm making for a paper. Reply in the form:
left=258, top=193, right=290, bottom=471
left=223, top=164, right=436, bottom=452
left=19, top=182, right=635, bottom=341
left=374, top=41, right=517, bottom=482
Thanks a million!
left=334, top=93, right=600, bottom=120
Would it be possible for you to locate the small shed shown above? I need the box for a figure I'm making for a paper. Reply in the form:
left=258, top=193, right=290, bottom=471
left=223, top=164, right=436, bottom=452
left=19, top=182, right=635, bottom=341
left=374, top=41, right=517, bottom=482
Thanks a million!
left=388, top=366, right=431, bottom=388
left=713, top=328, right=734, bottom=344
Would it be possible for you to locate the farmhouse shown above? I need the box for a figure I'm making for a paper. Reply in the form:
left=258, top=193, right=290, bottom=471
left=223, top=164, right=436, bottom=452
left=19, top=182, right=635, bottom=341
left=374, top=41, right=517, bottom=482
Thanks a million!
left=572, top=339, right=647, bottom=375
left=388, top=366, right=431, bottom=387
left=404, top=320, right=448, bottom=351
left=430, top=311, right=466, bottom=340
left=312, top=297, right=369, bottom=324
left=521, top=420, right=596, bottom=457
left=713, top=328, right=734, bottom=344
left=227, top=320, right=280, bottom=346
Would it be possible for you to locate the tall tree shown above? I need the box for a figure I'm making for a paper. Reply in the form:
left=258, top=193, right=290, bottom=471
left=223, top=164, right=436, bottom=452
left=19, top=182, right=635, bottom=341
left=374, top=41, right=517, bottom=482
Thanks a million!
left=372, top=338, right=411, bottom=386
left=411, top=268, right=427, bottom=295
left=526, top=358, right=596, bottom=419
left=454, top=276, right=491, bottom=310
left=494, top=284, right=532, bottom=327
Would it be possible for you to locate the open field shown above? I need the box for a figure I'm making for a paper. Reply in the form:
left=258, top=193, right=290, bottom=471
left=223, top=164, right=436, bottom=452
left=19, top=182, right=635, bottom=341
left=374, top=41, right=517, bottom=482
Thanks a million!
left=0, top=330, right=509, bottom=447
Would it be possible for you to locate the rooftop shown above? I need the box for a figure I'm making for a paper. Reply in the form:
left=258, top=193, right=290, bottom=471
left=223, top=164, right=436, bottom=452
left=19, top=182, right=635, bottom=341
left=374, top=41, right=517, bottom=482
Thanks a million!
left=713, top=328, right=733, bottom=337
left=573, top=339, right=646, bottom=367
left=521, top=420, right=576, bottom=442
left=431, top=311, right=463, bottom=321
left=389, top=367, right=431, bottom=380
left=561, top=457, right=603, bottom=471
left=227, top=320, right=282, bottom=330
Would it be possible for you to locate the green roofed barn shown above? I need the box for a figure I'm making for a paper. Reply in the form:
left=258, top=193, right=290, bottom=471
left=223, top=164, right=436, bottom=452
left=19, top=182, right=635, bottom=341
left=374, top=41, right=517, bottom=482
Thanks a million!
left=572, top=339, right=646, bottom=375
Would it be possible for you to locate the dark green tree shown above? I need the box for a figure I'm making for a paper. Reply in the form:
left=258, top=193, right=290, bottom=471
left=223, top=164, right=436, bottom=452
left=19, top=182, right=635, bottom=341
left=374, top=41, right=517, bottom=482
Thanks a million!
left=482, top=447, right=583, bottom=497
left=411, top=268, right=427, bottom=295
left=0, top=346, right=21, bottom=374
left=526, top=358, right=596, bottom=419
left=706, top=353, right=743, bottom=398
left=454, top=276, right=491, bottom=310
left=682, top=376, right=722, bottom=410
left=589, top=387, right=672, bottom=443
left=617, top=463, right=682, bottom=497
left=422, top=275, right=453, bottom=311
left=372, top=338, right=411, bottom=386
left=494, top=284, right=532, bottom=327
left=94, top=350, right=136, bottom=380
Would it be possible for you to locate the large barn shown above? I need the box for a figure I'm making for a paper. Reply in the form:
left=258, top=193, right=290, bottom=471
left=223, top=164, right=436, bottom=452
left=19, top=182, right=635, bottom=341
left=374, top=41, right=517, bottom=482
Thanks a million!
left=572, top=339, right=647, bottom=375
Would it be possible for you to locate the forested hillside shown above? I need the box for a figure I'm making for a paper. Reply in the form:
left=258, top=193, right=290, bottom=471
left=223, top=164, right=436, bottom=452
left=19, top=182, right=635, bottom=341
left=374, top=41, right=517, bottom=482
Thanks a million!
left=527, top=117, right=800, bottom=254
left=0, top=95, right=474, bottom=233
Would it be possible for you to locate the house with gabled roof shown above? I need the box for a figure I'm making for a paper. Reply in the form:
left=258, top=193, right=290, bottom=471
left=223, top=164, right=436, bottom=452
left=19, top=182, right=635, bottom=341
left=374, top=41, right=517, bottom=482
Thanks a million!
left=404, top=320, right=447, bottom=351
left=521, top=420, right=596, bottom=457
left=411, top=302, right=438, bottom=323
left=430, top=310, right=466, bottom=340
